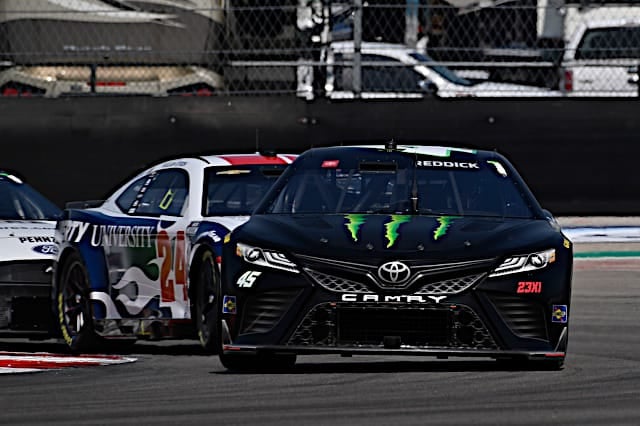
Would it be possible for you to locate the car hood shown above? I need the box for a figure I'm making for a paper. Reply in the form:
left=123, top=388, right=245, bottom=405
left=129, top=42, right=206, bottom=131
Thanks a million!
left=0, top=220, right=58, bottom=261
left=238, top=214, right=560, bottom=262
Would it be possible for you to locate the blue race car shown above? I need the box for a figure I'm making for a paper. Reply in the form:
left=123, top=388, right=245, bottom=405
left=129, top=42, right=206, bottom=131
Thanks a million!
left=53, top=153, right=296, bottom=352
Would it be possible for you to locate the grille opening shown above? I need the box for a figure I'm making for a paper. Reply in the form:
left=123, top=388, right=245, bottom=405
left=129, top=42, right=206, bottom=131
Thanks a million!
left=488, top=293, right=548, bottom=340
left=337, top=307, right=450, bottom=346
left=240, top=289, right=301, bottom=335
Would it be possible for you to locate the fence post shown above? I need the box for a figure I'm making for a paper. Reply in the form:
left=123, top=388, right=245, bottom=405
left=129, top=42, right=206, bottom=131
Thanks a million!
left=405, top=0, right=419, bottom=48
left=353, top=0, right=362, bottom=97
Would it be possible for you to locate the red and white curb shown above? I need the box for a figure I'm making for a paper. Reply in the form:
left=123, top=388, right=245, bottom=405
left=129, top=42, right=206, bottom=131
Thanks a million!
left=0, top=351, right=137, bottom=374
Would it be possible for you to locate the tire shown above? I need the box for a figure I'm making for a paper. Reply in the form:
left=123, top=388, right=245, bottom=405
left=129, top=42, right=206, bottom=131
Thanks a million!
left=56, top=251, right=101, bottom=353
left=192, top=249, right=221, bottom=354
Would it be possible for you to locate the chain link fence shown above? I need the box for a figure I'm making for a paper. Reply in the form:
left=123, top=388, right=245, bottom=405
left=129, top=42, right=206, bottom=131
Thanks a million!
left=1, top=0, right=639, bottom=98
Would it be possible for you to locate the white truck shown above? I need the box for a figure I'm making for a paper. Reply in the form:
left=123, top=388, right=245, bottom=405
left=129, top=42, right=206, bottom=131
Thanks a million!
left=561, top=8, right=640, bottom=96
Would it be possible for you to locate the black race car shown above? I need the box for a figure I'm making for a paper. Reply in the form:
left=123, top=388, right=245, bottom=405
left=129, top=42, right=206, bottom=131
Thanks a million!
left=219, top=144, right=572, bottom=370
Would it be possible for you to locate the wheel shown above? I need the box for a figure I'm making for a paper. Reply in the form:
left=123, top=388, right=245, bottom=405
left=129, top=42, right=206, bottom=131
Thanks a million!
left=192, top=249, right=221, bottom=353
left=56, top=251, right=101, bottom=353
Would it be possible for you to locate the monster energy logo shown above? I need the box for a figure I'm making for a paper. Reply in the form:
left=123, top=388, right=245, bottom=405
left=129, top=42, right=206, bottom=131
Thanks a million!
left=344, top=214, right=367, bottom=242
left=433, top=216, right=458, bottom=241
left=385, top=215, right=411, bottom=248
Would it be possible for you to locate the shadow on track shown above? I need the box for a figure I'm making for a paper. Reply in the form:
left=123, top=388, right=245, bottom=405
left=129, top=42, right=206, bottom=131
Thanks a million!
left=213, top=358, right=564, bottom=374
left=0, top=338, right=209, bottom=356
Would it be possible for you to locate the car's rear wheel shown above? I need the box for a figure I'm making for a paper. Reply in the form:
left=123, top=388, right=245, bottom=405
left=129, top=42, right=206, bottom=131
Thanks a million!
left=56, top=251, right=101, bottom=353
left=193, top=249, right=221, bottom=353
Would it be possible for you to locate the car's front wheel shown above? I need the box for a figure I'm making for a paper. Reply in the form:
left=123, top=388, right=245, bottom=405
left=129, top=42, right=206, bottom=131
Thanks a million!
left=193, top=249, right=221, bottom=353
left=56, top=251, right=101, bottom=353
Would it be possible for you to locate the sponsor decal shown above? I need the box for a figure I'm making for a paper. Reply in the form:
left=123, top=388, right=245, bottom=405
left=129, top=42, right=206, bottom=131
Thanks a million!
left=563, top=239, right=571, bottom=249
left=517, top=281, right=542, bottom=294
left=321, top=160, right=340, bottom=168
left=487, top=160, right=508, bottom=177
left=344, top=214, right=367, bottom=242
left=237, top=271, right=262, bottom=288
left=32, top=244, right=58, bottom=255
left=416, top=160, right=479, bottom=169
left=62, top=221, right=154, bottom=248
left=341, top=294, right=447, bottom=303
left=433, top=216, right=458, bottom=241
left=384, top=215, right=411, bottom=248
left=377, top=261, right=411, bottom=285
left=222, top=296, right=237, bottom=314
left=207, top=230, right=222, bottom=243
left=0, top=172, right=22, bottom=184
left=18, top=236, right=56, bottom=243
left=552, top=305, right=568, bottom=323
left=161, top=161, right=187, bottom=167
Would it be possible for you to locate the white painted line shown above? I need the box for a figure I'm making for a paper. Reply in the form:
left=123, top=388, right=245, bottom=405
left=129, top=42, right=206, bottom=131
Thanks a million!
left=562, top=227, right=640, bottom=243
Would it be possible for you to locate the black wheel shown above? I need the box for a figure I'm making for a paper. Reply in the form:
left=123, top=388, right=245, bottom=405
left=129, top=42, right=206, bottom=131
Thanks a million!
left=193, top=250, right=221, bottom=353
left=56, top=251, right=100, bottom=353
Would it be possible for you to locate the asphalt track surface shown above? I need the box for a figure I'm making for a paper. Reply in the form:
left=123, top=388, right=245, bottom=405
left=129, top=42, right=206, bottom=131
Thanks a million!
left=1, top=259, right=639, bottom=425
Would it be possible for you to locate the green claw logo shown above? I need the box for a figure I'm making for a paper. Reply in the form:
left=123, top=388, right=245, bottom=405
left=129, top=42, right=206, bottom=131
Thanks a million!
left=344, top=214, right=367, bottom=242
left=385, top=215, right=411, bottom=248
left=433, top=216, right=458, bottom=241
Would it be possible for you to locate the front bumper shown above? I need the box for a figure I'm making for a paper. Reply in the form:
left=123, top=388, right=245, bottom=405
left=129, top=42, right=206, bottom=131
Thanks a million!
left=0, top=282, right=53, bottom=335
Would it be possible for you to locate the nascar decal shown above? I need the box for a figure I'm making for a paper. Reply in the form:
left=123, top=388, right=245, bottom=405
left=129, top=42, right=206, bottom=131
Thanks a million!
left=433, top=216, right=458, bottom=241
left=385, top=215, right=411, bottom=248
left=552, top=305, right=568, bottom=323
left=344, top=214, right=367, bottom=242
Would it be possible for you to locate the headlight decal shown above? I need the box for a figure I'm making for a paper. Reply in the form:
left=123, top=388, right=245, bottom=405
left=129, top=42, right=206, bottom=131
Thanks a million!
left=236, top=242, right=300, bottom=273
left=489, top=249, right=556, bottom=277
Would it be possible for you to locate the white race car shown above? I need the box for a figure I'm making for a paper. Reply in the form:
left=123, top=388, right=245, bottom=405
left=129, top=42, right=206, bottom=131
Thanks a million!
left=53, top=152, right=297, bottom=352
left=0, top=171, right=62, bottom=337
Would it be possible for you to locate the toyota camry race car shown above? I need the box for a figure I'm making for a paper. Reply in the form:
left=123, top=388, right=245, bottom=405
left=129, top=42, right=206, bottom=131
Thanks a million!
left=0, top=171, right=62, bottom=337
left=220, top=144, right=573, bottom=370
left=53, top=152, right=296, bottom=352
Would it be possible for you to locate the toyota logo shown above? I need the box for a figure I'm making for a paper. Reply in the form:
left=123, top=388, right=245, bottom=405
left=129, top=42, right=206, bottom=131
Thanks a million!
left=377, top=261, right=411, bottom=284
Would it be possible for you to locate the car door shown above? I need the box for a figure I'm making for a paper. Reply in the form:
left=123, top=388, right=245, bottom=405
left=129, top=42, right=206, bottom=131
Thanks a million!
left=109, top=168, right=192, bottom=320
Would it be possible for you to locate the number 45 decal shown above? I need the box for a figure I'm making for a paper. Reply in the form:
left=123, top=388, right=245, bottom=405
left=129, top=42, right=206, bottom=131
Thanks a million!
left=237, top=271, right=262, bottom=288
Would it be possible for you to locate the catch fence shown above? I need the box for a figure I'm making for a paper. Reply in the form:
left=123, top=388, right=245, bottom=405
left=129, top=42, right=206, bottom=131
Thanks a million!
left=1, top=1, right=639, bottom=97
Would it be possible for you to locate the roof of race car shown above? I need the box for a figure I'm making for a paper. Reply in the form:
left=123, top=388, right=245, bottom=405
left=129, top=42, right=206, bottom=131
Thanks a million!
left=347, top=145, right=479, bottom=157
left=300, top=144, right=488, bottom=159
left=150, top=153, right=298, bottom=171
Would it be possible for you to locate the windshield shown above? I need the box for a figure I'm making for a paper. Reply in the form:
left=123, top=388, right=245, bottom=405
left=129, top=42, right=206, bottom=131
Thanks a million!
left=409, top=52, right=472, bottom=86
left=0, top=176, right=61, bottom=220
left=576, top=27, right=640, bottom=60
left=265, top=154, right=534, bottom=219
left=203, top=165, right=287, bottom=216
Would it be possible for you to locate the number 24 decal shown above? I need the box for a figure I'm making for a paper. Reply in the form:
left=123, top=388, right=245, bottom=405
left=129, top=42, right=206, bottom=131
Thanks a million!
left=157, top=230, right=187, bottom=302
